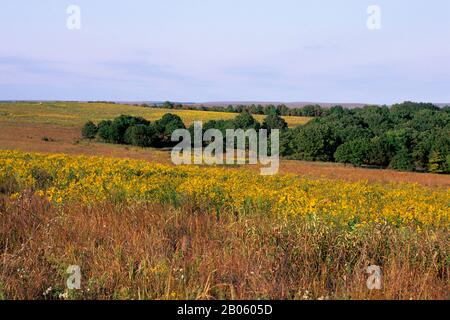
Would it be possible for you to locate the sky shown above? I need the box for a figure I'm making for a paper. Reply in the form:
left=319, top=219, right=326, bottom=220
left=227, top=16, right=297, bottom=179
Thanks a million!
left=0, top=0, right=449, bottom=104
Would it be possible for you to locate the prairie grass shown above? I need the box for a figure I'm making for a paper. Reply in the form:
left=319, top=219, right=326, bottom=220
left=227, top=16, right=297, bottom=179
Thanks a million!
left=0, top=102, right=310, bottom=128
left=0, top=193, right=448, bottom=300
left=0, top=151, right=448, bottom=300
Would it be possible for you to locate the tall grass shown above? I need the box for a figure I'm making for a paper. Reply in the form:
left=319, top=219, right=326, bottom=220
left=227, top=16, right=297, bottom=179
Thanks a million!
left=0, top=192, right=447, bottom=300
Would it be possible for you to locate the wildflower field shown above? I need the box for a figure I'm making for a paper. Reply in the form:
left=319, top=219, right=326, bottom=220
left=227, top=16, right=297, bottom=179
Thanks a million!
left=0, top=150, right=449, bottom=299
left=1, top=150, right=448, bottom=228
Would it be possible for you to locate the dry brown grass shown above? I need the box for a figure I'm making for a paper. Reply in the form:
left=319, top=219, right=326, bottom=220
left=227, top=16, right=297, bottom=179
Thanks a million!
left=0, top=193, right=448, bottom=300
left=0, top=121, right=170, bottom=163
left=279, top=160, right=450, bottom=187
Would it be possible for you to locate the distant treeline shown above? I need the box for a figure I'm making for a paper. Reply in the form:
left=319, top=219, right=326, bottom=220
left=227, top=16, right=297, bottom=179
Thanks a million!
left=282, top=102, right=450, bottom=173
left=82, top=102, right=450, bottom=173
left=144, top=101, right=328, bottom=117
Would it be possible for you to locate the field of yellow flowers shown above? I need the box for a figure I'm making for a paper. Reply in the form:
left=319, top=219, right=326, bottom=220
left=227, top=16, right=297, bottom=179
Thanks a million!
left=1, top=150, right=449, bottom=300
left=1, top=150, right=448, bottom=229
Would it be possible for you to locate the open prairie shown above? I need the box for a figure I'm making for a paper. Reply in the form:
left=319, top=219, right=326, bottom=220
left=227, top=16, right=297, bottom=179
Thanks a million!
left=0, top=102, right=449, bottom=300
left=3, top=0, right=450, bottom=306
left=1, top=150, right=449, bottom=300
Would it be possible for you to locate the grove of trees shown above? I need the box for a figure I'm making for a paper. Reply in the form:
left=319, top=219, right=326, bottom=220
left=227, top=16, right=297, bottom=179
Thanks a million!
left=83, top=102, right=450, bottom=173
left=145, top=101, right=328, bottom=117
left=282, top=102, right=450, bottom=173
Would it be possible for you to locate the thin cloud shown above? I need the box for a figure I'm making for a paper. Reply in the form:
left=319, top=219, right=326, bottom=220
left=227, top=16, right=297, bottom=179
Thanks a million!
left=99, top=60, right=191, bottom=81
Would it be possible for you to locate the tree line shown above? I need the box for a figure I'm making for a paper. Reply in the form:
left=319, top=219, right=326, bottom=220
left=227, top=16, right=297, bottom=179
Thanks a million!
left=82, top=112, right=287, bottom=149
left=82, top=102, right=450, bottom=173
left=282, top=102, right=450, bottom=173
left=144, top=101, right=327, bottom=117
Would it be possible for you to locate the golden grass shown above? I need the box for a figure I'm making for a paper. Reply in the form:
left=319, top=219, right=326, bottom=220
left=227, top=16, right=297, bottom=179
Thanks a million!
left=0, top=194, right=448, bottom=300
left=0, top=102, right=310, bottom=128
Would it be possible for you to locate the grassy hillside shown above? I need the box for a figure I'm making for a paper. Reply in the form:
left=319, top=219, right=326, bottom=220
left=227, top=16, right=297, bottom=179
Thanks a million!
left=0, top=102, right=310, bottom=128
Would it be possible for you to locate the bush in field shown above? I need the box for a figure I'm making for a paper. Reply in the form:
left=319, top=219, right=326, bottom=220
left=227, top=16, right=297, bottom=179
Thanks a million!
left=96, top=116, right=150, bottom=144
left=109, top=115, right=150, bottom=144
left=89, top=114, right=188, bottom=148
left=334, top=138, right=369, bottom=166
left=155, top=113, right=185, bottom=134
left=188, top=119, right=235, bottom=149
left=428, top=150, right=448, bottom=174
left=154, top=113, right=186, bottom=146
left=30, top=167, right=53, bottom=190
left=81, top=121, right=98, bottom=139
left=0, top=174, right=19, bottom=195
left=96, top=120, right=113, bottom=142
left=124, top=124, right=156, bottom=147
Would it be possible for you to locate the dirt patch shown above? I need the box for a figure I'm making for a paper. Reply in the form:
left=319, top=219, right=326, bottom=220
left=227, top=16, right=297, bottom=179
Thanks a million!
left=0, top=121, right=170, bottom=163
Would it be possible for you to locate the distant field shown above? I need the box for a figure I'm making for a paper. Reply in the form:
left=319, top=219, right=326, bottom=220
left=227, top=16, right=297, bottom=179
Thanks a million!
left=0, top=102, right=448, bottom=187
left=0, top=102, right=311, bottom=128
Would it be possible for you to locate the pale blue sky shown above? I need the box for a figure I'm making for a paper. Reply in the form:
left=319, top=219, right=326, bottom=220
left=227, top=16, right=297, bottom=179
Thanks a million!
left=1, top=0, right=449, bottom=104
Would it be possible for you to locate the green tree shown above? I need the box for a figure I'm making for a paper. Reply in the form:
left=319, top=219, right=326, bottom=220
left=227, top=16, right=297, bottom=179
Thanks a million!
left=154, top=113, right=186, bottom=146
left=124, top=124, right=156, bottom=147
left=109, top=115, right=150, bottom=144
left=97, top=120, right=113, bottom=142
left=233, top=112, right=260, bottom=130
left=81, top=121, right=98, bottom=139
left=428, top=150, right=447, bottom=173
left=264, top=105, right=279, bottom=116
left=334, top=138, right=369, bottom=166
left=262, top=114, right=288, bottom=132
left=290, top=122, right=337, bottom=161
left=365, top=136, right=390, bottom=166
left=162, top=101, right=175, bottom=109
left=389, top=148, right=415, bottom=171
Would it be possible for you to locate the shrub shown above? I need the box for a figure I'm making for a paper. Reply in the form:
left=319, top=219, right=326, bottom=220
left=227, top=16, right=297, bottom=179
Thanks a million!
left=109, top=115, right=150, bottom=144
left=95, top=116, right=150, bottom=144
left=428, top=150, right=448, bottom=174
left=31, top=167, right=53, bottom=190
left=290, top=122, right=338, bottom=162
left=81, top=121, right=98, bottom=139
left=233, top=112, right=260, bottom=130
left=97, top=120, right=113, bottom=142
left=0, top=174, right=19, bottom=195
left=262, top=114, right=288, bottom=131
left=154, top=114, right=186, bottom=146
left=124, top=124, right=156, bottom=147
